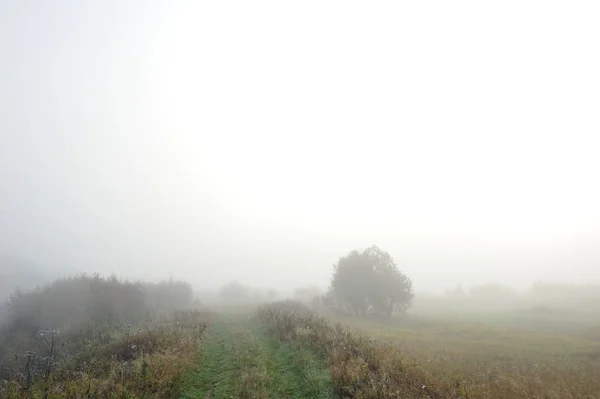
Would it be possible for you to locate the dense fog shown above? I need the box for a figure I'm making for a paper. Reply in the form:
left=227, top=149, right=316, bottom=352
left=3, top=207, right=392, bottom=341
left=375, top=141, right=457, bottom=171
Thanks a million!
left=1, top=1, right=599, bottom=306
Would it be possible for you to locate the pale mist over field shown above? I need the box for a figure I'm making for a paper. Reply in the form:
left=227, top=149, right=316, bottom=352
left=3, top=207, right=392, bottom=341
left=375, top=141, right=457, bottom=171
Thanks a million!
left=1, top=1, right=599, bottom=300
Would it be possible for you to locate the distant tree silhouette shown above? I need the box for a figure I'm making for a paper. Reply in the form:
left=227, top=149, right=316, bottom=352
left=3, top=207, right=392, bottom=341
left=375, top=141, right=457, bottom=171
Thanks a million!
left=328, top=246, right=413, bottom=317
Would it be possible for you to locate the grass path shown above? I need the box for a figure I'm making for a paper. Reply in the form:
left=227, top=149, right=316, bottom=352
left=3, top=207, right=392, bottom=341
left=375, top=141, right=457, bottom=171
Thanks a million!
left=179, top=316, right=333, bottom=399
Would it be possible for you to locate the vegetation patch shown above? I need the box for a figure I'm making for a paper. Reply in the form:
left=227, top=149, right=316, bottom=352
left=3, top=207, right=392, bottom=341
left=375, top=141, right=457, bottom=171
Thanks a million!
left=0, top=275, right=212, bottom=398
left=258, top=302, right=445, bottom=398
left=180, top=316, right=333, bottom=399
left=258, top=301, right=600, bottom=398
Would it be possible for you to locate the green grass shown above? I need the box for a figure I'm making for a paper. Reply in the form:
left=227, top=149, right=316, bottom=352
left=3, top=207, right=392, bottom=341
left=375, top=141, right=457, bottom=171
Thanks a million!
left=179, top=317, right=240, bottom=398
left=180, top=316, right=333, bottom=399
left=250, top=322, right=332, bottom=399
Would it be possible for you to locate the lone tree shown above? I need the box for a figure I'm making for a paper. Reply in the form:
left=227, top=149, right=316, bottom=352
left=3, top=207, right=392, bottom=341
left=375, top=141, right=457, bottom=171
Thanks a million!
left=328, top=245, right=413, bottom=317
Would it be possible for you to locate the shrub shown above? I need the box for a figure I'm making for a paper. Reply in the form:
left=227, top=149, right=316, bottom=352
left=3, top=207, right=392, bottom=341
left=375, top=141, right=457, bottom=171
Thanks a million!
left=0, top=274, right=196, bottom=352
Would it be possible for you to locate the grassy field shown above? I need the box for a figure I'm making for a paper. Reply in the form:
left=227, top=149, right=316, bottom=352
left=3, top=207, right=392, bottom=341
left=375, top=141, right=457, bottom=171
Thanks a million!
left=254, top=302, right=600, bottom=398
left=335, top=314, right=600, bottom=398
left=3, top=299, right=599, bottom=398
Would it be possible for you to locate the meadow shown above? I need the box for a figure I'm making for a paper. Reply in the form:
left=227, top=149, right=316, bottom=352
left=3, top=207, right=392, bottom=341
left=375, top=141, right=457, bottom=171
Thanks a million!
left=2, top=277, right=599, bottom=398
left=257, top=301, right=600, bottom=398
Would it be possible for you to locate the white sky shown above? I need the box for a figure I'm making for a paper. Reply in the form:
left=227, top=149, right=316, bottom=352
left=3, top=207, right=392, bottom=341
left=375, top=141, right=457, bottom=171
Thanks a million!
left=1, top=1, right=599, bottom=293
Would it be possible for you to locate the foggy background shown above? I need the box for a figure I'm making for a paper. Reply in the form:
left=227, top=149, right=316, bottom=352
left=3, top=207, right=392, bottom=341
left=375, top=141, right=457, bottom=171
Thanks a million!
left=1, top=1, right=599, bottom=296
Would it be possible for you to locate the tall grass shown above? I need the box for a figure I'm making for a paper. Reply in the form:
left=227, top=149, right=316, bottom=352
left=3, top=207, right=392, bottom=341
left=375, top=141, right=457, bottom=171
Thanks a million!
left=258, top=301, right=600, bottom=398
left=0, top=310, right=213, bottom=398
left=258, top=302, right=452, bottom=398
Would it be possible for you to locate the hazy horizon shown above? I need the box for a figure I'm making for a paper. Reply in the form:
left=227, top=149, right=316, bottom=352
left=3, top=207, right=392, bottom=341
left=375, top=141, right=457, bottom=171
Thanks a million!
left=2, top=1, right=599, bottom=295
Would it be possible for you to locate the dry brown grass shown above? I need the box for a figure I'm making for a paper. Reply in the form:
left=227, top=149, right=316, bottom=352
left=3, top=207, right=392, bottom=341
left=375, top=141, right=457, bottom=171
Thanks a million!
left=258, top=303, right=453, bottom=398
left=340, top=315, right=600, bottom=399
left=258, top=301, right=600, bottom=398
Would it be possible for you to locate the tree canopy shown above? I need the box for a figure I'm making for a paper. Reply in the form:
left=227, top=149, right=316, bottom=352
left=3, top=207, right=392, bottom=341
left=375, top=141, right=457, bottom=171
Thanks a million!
left=327, top=245, right=413, bottom=317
